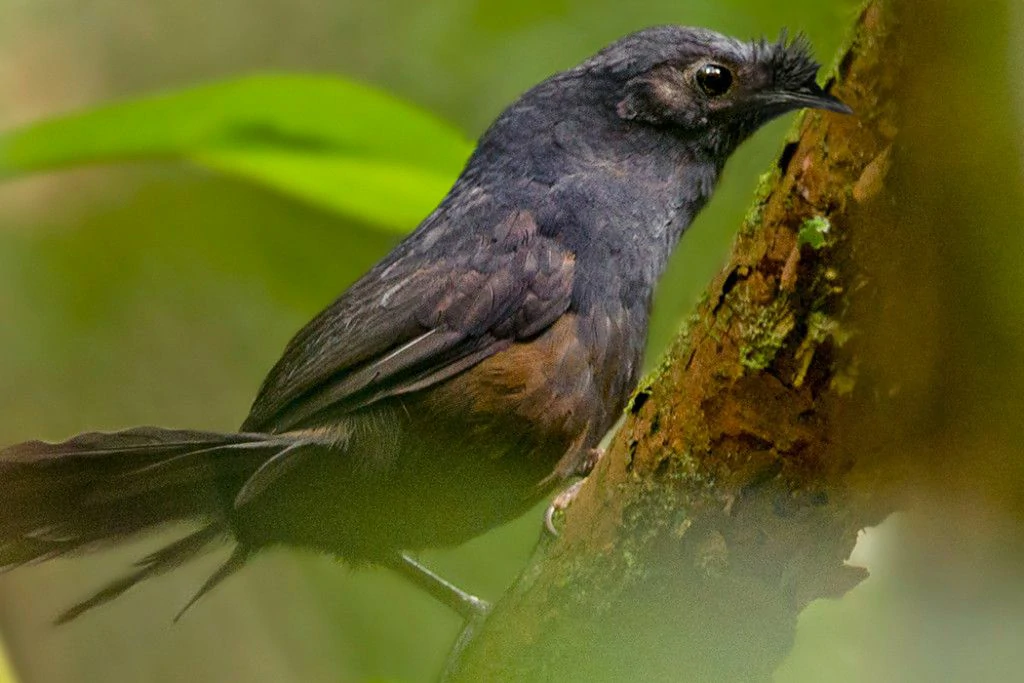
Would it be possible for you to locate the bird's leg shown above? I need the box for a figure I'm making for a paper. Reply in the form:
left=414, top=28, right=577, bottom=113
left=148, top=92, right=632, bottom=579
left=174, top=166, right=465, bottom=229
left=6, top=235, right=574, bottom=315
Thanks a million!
left=544, top=447, right=603, bottom=536
left=387, top=552, right=490, bottom=621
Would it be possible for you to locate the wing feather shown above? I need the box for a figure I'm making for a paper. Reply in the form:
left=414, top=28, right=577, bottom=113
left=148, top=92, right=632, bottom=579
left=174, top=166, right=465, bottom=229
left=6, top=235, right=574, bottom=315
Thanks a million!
left=243, top=208, right=575, bottom=433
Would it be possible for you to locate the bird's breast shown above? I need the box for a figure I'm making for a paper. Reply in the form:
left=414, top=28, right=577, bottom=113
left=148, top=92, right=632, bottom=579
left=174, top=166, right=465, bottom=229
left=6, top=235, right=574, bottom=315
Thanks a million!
left=419, top=309, right=639, bottom=470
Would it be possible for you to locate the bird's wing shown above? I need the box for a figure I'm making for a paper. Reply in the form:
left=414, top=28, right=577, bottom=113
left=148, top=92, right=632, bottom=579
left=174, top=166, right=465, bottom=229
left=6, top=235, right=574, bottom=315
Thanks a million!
left=242, top=209, right=575, bottom=433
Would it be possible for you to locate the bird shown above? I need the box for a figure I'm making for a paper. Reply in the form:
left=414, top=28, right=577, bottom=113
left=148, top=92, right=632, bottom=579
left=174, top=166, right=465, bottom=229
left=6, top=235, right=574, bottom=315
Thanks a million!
left=0, top=26, right=850, bottom=624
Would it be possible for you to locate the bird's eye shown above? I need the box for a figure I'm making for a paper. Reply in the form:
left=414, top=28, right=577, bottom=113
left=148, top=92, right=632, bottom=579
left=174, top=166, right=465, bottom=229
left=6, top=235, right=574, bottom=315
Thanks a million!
left=695, top=63, right=733, bottom=97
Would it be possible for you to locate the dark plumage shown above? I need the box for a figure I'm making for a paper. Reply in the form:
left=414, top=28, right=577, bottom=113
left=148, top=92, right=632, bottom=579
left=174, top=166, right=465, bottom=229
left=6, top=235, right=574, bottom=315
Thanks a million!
left=0, top=26, right=849, bottom=621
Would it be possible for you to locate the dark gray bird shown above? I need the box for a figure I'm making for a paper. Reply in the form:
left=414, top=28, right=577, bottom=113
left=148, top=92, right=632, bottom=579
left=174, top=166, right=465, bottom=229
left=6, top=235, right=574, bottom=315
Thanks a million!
left=0, top=26, right=850, bottom=622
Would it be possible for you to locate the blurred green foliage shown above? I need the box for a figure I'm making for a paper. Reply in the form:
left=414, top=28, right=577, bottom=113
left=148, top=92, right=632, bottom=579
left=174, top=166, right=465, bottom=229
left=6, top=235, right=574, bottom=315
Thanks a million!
left=0, top=1, right=897, bottom=682
left=0, top=75, right=471, bottom=230
left=0, top=644, right=13, bottom=683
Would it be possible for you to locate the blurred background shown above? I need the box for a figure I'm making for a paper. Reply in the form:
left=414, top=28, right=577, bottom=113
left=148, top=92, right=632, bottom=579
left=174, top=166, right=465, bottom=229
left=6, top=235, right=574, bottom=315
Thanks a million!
left=0, top=1, right=1021, bottom=682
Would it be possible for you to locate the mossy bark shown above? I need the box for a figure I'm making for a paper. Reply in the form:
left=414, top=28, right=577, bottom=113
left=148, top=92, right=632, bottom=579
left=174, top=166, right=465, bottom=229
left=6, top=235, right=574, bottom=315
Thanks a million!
left=446, top=3, right=908, bottom=681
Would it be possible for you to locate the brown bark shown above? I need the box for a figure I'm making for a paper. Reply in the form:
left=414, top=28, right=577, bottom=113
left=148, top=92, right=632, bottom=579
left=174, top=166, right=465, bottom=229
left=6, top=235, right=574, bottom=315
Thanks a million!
left=445, top=3, right=906, bottom=681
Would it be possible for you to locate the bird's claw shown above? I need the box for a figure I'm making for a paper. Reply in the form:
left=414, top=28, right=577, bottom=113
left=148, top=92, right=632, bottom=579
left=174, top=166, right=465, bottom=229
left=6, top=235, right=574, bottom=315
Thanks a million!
left=544, top=479, right=586, bottom=536
left=575, top=446, right=602, bottom=477
left=543, top=447, right=604, bottom=536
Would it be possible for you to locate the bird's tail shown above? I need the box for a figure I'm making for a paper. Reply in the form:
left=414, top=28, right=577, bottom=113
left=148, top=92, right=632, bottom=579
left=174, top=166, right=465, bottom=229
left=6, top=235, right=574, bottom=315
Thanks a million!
left=0, top=426, right=290, bottom=621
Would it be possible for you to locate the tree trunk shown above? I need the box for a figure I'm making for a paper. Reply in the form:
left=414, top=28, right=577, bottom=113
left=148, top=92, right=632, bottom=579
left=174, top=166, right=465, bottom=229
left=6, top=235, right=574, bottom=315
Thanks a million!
left=442, top=1, right=1017, bottom=679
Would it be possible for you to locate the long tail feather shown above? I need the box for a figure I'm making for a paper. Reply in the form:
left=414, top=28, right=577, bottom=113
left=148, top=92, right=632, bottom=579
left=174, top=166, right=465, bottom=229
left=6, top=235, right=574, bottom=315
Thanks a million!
left=233, top=440, right=311, bottom=509
left=56, top=524, right=226, bottom=624
left=0, top=426, right=305, bottom=620
left=173, top=543, right=250, bottom=622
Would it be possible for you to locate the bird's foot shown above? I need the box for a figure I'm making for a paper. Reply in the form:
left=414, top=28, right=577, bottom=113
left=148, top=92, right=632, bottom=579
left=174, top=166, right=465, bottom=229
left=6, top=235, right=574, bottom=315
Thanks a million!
left=544, top=479, right=585, bottom=536
left=543, top=447, right=603, bottom=536
left=440, top=603, right=492, bottom=681
left=389, top=552, right=491, bottom=621
left=575, top=446, right=603, bottom=478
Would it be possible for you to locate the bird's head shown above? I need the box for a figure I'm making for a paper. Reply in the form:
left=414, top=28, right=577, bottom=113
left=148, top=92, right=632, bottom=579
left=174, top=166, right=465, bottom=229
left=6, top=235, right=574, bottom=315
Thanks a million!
left=566, top=26, right=851, bottom=158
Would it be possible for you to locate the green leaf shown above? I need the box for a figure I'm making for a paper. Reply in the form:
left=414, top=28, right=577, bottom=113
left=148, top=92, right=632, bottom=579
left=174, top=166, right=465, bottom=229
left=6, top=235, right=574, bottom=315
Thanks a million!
left=0, top=73, right=472, bottom=230
left=197, top=151, right=454, bottom=233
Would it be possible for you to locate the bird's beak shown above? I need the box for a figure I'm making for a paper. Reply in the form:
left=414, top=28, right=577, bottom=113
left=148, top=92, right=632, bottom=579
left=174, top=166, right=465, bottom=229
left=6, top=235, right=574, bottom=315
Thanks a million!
left=761, top=85, right=853, bottom=115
